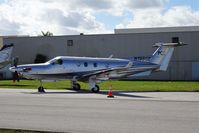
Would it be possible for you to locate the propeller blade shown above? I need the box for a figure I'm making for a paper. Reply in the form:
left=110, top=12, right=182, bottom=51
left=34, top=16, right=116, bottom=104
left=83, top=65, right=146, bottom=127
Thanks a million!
left=13, top=57, right=19, bottom=67
left=12, top=57, right=20, bottom=82
left=13, top=71, right=20, bottom=82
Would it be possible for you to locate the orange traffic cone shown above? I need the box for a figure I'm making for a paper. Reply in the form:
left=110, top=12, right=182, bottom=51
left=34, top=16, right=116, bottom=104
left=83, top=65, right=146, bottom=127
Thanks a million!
left=107, top=85, right=114, bottom=98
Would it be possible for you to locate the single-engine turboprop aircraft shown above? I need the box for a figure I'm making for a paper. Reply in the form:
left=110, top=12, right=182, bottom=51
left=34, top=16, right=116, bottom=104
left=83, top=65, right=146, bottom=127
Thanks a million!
left=0, top=44, right=14, bottom=69
left=9, top=42, right=186, bottom=93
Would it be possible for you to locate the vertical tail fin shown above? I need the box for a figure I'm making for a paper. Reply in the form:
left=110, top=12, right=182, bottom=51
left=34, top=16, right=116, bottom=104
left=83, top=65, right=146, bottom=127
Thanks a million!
left=150, top=42, right=187, bottom=71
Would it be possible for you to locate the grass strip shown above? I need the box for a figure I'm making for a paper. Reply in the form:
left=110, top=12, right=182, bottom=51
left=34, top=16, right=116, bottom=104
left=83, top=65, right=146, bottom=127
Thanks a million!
left=0, top=80, right=198, bottom=92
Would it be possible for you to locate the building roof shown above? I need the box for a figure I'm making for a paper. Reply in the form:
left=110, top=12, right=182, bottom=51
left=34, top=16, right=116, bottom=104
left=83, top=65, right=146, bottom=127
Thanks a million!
left=0, top=35, right=30, bottom=39
left=114, top=26, right=199, bottom=34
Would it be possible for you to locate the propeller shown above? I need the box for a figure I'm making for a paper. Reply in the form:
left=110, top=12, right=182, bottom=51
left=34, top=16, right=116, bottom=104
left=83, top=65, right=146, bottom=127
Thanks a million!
left=12, top=57, right=20, bottom=82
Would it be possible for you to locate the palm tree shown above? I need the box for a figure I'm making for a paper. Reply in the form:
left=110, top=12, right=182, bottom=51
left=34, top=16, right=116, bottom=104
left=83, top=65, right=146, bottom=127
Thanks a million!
left=41, top=31, right=53, bottom=36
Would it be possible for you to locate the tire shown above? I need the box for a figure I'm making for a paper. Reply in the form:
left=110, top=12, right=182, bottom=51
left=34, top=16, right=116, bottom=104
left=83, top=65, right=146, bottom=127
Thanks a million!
left=38, top=87, right=41, bottom=92
left=91, top=85, right=100, bottom=93
left=38, top=86, right=45, bottom=93
left=73, top=83, right=81, bottom=90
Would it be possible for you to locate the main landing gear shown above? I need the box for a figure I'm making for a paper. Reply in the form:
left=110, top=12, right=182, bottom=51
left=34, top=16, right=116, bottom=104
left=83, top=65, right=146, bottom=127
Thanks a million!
left=71, top=78, right=100, bottom=93
left=91, top=84, right=100, bottom=93
left=89, top=78, right=100, bottom=93
left=38, top=80, right=45, bottom=93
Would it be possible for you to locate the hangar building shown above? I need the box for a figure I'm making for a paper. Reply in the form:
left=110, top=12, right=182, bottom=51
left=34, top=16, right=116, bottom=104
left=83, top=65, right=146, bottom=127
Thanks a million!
left=0, top=26, right=199, bottom=80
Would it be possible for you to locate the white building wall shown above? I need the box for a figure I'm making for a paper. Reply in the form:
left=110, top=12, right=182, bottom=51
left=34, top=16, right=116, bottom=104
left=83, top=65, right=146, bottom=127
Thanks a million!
left=2, top=27, right=199, bottom=80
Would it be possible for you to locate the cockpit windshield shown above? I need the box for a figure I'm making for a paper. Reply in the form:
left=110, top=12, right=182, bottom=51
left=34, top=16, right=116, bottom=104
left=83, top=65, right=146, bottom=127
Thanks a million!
left=48, top=58, right=63, bottom=65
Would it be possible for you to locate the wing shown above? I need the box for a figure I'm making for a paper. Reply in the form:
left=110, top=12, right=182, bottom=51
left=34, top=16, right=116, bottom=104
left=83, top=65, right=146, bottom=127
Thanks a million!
left=77, top=63, right=159, bottom=82
left=77, top=67, right=127, bottom=82
left=77, top=61, right=133, bottom=81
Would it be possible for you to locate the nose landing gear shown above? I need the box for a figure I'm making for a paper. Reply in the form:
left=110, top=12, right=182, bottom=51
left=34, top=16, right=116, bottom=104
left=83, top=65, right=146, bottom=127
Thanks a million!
left=71, top=77, right=81, bottom=91
left=38, top=80, right=45, bottom=93
left=72, top=82, right=81, bottom=90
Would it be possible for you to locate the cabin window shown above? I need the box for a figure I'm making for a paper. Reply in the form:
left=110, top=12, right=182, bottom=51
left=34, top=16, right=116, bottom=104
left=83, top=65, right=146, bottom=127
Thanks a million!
left=84, top=62, right=88, bottom=67
left=93, top=63, right=97, bottom=67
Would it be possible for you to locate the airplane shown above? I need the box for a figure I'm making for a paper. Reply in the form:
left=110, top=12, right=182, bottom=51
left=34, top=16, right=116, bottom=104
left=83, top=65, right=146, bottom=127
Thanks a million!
left=9, top=42, right=186, bottom=93
left=0, top=44, right=14, bottom=69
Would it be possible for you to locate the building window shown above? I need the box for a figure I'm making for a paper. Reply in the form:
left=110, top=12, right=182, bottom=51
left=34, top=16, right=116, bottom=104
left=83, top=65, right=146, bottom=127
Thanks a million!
left=84, top=62, right=88, bottom=67
left=67, top=40, right=73, bottom=46
left=172, top=37, right=179, bottom=43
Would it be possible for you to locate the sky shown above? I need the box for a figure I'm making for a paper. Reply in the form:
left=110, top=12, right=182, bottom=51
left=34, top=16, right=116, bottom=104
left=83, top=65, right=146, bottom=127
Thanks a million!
left=0, top=0, right=199, bottom=36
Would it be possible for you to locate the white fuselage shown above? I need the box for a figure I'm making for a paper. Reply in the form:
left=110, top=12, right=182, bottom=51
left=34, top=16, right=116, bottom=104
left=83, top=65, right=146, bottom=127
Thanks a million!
left=9, top=56, right=134, bottom=80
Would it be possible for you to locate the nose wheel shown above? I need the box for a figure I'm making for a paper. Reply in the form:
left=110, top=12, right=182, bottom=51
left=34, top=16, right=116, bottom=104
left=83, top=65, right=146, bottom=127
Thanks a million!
left=72, top=83, right=81, bottom=90
left=71, top=77, right=81, bottom=91
left=38, top=86, right=45, bottom=93
left=38, top=80, right=45, bottom=93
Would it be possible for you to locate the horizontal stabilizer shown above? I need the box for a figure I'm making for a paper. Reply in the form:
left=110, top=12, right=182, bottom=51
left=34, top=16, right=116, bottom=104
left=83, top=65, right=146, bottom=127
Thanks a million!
left=153, top=42, right=188, bottom=47
left=150, top=42, right=187, bottom=71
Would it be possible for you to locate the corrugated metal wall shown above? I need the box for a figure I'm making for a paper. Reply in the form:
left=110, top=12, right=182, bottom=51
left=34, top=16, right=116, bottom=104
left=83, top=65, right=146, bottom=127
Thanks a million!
left=3, top=31, right=199, bottom=80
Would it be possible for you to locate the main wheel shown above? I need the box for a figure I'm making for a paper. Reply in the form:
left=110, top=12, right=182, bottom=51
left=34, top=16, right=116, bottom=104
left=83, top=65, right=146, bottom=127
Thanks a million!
left=38, top=86, right=45, bottom=93
left=91, top=85, right=100, bottom=93
left=73, top=83, right=81, bottom=90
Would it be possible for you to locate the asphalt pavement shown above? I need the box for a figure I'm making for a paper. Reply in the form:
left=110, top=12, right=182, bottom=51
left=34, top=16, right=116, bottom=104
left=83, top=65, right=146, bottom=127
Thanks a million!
left=0, top=88, right=198, bottom=133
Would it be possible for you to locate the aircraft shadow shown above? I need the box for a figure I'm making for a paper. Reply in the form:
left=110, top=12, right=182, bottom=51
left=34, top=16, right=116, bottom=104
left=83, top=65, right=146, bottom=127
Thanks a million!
left=28, top=88, right=151, bottom=99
